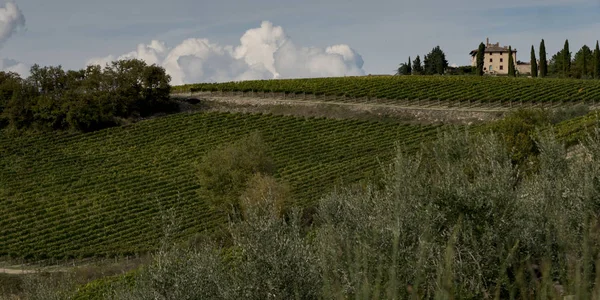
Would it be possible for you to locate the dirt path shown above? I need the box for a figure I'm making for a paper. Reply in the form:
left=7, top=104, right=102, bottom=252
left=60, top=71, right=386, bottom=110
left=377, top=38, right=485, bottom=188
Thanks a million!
left=171, top=92, right=511, bottom=124
left=0, top=268, right=40, bottom=274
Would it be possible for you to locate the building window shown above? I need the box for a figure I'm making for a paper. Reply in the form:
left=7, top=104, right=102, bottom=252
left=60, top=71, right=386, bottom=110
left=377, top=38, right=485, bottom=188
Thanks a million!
left=489, top=65, right=493, bottom=71
left=500, top=65, right=504, bottom=70
left=484, top=67, right=487, bottom=71
left=490, top=58, right=493, bottom=62
left=500, top=58, right=503, bottom=62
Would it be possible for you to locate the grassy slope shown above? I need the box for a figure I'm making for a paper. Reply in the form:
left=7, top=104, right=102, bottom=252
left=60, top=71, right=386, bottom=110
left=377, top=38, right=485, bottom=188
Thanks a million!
left=172, top=75, right=600, bottom=106
left=0, top=111, right=444, bottom=260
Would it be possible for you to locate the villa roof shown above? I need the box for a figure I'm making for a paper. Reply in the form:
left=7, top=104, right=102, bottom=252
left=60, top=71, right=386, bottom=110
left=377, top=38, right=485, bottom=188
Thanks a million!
left=469, top=41, right=517, bottom=56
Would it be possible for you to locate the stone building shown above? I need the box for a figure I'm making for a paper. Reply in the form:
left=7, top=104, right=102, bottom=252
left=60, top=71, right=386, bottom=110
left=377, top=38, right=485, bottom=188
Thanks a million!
left=469, top=38, right=518, bottom=75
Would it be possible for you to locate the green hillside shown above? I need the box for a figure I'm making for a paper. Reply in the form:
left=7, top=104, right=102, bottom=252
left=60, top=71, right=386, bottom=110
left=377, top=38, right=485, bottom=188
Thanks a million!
left=173, top=76, right=600, bottom=108
left=0, top=111, right=443, bottom=260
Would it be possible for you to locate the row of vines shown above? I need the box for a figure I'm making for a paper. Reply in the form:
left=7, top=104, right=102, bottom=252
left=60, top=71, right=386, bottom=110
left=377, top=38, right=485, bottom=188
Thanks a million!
left=0, top=112, right=443, bottom=260
left=172, top=76, right=600, bottom=107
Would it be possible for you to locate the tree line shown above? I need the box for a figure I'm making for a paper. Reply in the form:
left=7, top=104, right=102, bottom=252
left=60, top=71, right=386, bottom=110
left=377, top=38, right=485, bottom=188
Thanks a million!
left=0, top=59, right=174, bottom=133
left=396, top=46, right=449, bottom=75
left=399, top=39, right=600, bottom=79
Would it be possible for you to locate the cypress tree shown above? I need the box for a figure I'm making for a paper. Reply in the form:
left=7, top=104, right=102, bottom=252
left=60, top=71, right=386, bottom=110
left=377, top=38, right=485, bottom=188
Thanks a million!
left=508, top=46, right=516, bottom=77
left=582, top=47, right=588, bottom=78
left=476, top=42, right=486, bottom=76
left=594, top=41, right=600, bottom=79
left=563, top=39, right=571, bottom=76
left=539, top=39, right=548, bottom=77
left=530, top=45, right=538, bottom=77
left=407, top=57, right=412, bottom=75
left=412, top=55, right=423, bottom=75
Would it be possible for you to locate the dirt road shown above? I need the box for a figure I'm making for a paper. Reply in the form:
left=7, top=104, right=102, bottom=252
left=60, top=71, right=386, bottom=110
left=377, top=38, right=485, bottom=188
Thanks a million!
left=171, top=92, right=509, bottom=124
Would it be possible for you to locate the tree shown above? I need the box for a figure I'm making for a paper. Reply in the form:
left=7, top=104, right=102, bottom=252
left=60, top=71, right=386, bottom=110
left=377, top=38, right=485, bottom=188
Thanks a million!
left=195, top=132, right=275, bottom=219
left=407, top=57, right=412, bottom=75
left=573, top=45, right=593, bottom=78
left=530, top=45, right=538, bottom=77
left=396, top=63, right=410, bottom=75
left=423, top=46, right=448, bottom=75
left=476, top=42, right=486, bottom=76
left=549, top=49, right=566, bottom=75
left=412, top=55, right=424, bottom=75
left=594, top=41, right=600, bottom=79
left=508, top=46, right=516, bottom=77
left=563, top=39, right=571, bottom=76
left=539, top=39, right=548, bottom=77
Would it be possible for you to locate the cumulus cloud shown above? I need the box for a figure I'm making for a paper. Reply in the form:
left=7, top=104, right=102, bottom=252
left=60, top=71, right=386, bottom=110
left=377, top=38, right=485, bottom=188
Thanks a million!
left=0, top=0, right=25, bottom=47
left=87, top=21, right=365, bottom=85
left=0, top=57, right=28, bottom=76
left=0, top=1, right=27, bottom=77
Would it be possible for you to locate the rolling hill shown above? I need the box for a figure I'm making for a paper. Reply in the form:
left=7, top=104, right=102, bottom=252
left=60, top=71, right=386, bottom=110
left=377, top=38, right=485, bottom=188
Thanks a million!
left=0, top=111, right=444, bottom=260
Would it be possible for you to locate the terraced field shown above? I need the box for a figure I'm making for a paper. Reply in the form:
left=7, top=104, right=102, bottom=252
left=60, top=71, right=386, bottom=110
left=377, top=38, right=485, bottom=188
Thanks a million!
left=0, top=111, right=444, bottom=260
left=173, top=76, right=600, bottom=108
left=555, top=111, right=600, bottom=146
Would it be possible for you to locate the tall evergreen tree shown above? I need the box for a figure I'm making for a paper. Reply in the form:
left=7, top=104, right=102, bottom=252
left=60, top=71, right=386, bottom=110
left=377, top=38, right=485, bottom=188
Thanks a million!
left=476, top=42, right=485, bottom=76
left=530, top=45, right=538, bottom=77
left=423, top=46, right=448, bottom=75
left=412, top=55, right=423, bottom=75
left=396, top=63, right=410, bottom=75
left=563, top=39, right=571, bottom=76
left=407, top=57, right=412, bottom=75
left=539, top=39, right=548, bottom=77
left=594, top=41, right=600, bottom=79
left=508, top=46, right=516, bottom=77
left=574, top=45, right=593, bottom=78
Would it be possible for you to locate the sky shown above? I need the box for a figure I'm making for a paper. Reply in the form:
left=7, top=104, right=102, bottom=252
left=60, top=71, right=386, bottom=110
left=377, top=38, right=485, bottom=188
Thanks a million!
left=0, top=0, right=599, bottom=84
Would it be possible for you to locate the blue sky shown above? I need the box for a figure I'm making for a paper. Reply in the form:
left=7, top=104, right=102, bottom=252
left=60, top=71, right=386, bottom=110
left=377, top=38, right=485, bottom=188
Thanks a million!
left=0, top=0, right=599, bottom=82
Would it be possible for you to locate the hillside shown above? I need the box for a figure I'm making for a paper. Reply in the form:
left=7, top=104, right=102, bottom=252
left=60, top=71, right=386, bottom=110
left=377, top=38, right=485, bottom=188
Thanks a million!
left=0, top=111, right=444, bottom=260
left=173, top=76, right=600, bottom=109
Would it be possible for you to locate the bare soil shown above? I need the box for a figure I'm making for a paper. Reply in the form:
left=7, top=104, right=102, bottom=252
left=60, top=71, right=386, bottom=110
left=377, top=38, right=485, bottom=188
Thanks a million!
left=171, top=92, right=508, bottom=125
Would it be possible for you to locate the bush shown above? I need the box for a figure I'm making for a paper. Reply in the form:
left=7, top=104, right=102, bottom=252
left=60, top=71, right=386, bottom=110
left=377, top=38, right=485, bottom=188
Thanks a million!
left=196, top=132, right=275, bottom=219
left=0, top=59, right=175, bottom=133
left=23, top=129, right=600, bottom=299
left=239, top=173, right=291, bottom=220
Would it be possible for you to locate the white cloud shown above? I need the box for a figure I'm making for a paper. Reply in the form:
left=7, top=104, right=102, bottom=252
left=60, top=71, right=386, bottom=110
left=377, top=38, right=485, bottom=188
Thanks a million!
left=0, top=57, right=28, bottom=76
left=0, top=0, right=25, bottom=47
left=86, top=21, right=365, bottom=84
left=0, top=1, right=27, bottom=76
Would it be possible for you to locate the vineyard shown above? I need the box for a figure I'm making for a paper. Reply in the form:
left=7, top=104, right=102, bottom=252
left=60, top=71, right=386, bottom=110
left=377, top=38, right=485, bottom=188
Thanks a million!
left=172, top=76, right=600, bottom=109
left=555, top=110, right=600, bottom=146
left=0, top=112, right=443, bottom=260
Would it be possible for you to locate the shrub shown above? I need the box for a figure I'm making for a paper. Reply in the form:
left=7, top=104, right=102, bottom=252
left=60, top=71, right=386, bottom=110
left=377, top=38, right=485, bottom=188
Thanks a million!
left=196, top=132, right=275, bottom=219
left=239, top=173, right=291, bottom=220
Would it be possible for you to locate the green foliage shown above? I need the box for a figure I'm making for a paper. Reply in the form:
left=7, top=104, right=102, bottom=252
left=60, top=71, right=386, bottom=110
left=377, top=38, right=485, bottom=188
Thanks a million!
left=0, top=111, right=441, bottom=260
left=573, top=45, right=593, bottom=79
left=476, top=42, right=486, bottom=76
left=508, top=46, right=516, bottom=77
left=395, top=63, right=410, bottom=75
left=37, top=130, right=600, bottom=299
left=176, top=75, right=600, bottom=107
left=423, top=45, right=448, bottom=75
left=412, top=55, right=424, bottom=75
left=549, top=48, right=567, bottom=76
left=0, top=59, right=174, bottom=133
left=540, top=39, right=548, bottom=77
left=531, top=45, right=538, bottom=77
left=482, top=109, right=552, bottom=175
left=554, top=109, right=600, bottom=147
left=594, top=41, right=600, bottom=79
left=406, top=56, right=412, bottom=75
left=445, top=65, right=476, bottom=75
left=239, top=173, right=291, bottom=220
left=196, top=132, right=275, bottom=219
left=564, top=39, right=572, bottom=76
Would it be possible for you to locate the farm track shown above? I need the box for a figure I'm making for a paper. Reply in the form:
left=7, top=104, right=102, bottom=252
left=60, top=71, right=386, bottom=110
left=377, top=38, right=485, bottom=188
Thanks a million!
left=172, top=91, right=513, bottom=112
